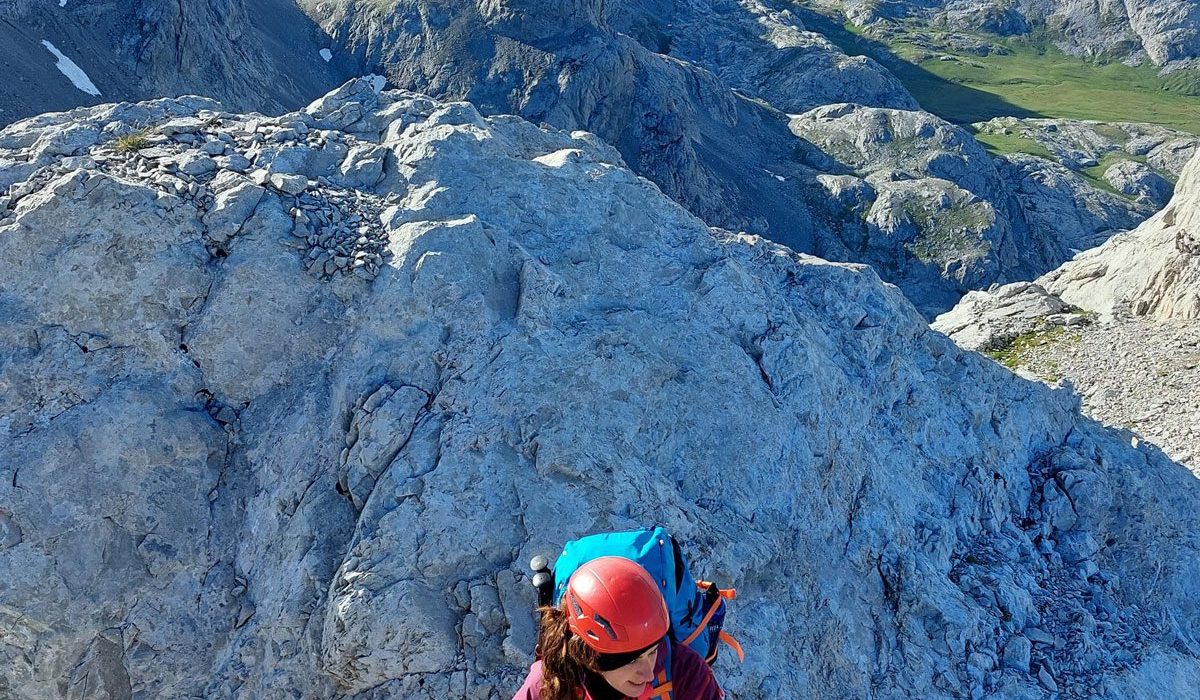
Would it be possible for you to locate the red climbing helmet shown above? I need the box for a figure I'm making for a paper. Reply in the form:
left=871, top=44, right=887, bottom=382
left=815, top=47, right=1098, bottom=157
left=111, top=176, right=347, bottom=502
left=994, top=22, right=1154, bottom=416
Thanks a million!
left=562, top=556, right=670, bottom=654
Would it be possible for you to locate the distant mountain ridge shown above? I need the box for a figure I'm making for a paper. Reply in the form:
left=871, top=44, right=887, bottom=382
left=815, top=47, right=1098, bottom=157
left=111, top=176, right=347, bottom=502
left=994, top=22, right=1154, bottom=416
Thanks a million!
left=0, top=0, right=352, bottom=126
left=812, top=0, right=1200, bottom=69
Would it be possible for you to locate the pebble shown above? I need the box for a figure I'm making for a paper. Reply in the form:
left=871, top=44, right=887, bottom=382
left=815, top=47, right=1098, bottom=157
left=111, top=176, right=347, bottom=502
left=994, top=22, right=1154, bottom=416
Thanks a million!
left=1011, top=315, right=1200, bottom=475
left=270, top=173, right=308, bottom=195
left=1037, top=666, right=1059, bottom=692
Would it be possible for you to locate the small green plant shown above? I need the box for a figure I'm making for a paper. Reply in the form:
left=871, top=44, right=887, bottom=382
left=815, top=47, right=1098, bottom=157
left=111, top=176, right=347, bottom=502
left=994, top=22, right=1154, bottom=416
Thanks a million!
left=113, top=130, right=152, bottom=153
left=983, top=325, right=1068, bottom=369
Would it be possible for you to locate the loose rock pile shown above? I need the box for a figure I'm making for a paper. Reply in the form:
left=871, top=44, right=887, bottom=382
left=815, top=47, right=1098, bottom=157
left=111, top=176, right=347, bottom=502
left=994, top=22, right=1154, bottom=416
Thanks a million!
left=1004, top=314, right=1200, bottom=472
left=0, top=102, right=393, bottom=281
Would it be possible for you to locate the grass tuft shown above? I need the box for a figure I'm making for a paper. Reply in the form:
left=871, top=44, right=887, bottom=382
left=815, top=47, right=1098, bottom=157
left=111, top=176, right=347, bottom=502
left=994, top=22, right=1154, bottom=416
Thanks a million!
left=113, top=131, right=152, bottom=153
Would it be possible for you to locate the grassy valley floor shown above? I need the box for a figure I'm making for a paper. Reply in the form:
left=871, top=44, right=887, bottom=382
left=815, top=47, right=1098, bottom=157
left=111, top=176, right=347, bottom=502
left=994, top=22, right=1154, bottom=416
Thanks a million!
left=793, top=5, right=1200, bottom=136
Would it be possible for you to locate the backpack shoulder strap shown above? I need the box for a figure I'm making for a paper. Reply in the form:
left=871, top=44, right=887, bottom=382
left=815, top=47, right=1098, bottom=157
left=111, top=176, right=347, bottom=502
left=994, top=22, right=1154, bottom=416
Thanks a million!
left=646, top=642, right=673, bottom=700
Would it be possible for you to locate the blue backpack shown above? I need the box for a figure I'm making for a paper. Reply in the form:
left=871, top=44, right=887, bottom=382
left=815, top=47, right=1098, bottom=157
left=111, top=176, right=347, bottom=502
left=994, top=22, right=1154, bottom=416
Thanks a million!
left=542, top=527, right=743, bottom=667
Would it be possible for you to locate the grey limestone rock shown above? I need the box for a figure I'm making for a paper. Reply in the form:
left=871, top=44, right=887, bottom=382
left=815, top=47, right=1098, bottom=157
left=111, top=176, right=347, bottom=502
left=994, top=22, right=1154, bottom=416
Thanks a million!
left=269, top=172, right=309, bottom=195
left=295, top=0, right=976, bottom=309
left=992, top=154, right=1145, bottom=254
left=1004, top=635, right=1033, bottom=672
left=1104, top=160, right=1174, bottom=208
left=1040, top=151, right=1200, bottom=321
left=930, top=281, right=1076, bottom=351
left=789, top=104, right=1075, bottom=314
left=2, top=81, right=1200, bottom=700
left=202, top=178, right=267, bottom=245
left=822, top=0, right=1200, bottom=69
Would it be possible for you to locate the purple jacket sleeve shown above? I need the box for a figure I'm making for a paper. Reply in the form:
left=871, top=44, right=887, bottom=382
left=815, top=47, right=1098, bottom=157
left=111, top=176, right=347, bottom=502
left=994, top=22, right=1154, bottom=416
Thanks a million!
left=669, top=643, right=724, bottom=700
left=512, top=661, right=543, bottom=700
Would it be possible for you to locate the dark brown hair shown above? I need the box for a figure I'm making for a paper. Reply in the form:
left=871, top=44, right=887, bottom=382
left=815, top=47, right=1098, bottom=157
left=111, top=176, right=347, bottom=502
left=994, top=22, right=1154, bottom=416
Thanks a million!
left=535, top=605, right=599, bottom=700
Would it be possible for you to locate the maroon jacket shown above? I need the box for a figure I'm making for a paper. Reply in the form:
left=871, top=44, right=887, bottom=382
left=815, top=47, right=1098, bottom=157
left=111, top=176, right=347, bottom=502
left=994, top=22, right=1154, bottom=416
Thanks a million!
left=511, top=641, right=723, bottom=700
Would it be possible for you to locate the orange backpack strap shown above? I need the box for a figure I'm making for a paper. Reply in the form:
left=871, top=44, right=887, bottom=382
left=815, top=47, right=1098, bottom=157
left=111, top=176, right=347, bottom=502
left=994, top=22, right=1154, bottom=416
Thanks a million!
left=718, top=630, right=745, bottom=663
left=646, top=668, right=673, bottom=699
left=682, top=583, right=738, bottom=649
left=642, top=643, right=673, bottom=700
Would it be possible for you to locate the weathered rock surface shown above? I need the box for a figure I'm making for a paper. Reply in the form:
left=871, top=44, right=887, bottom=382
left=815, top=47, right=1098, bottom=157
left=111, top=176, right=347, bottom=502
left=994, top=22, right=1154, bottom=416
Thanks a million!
left=293, top=0, right=915, bottom=261
left=788, top=104, right=1156, bottom=314
left=974, top=117, right=1198, bottom=179
left=1104, top=159, right=1174, bottom=208
left=1044, top=153, right=1200, bottom=321
left=992, top=154, right=1146, bottom=254
left=935, top=149, right=1200, bottom=471
left=296, top=0, right=1061, bottom=313
left=936, top=151, right=1200, bottom=343
left=2, top=1, right=1160, bottom=316
left=817, top=0, right=1200, bottom=69
left=790, top=104, right=1027, bottom=307
left=3, top=80, right=1200, bottom=699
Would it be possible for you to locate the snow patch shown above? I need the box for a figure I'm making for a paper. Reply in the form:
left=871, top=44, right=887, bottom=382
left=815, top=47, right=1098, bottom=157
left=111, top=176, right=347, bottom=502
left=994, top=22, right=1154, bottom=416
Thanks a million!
left=41, top=40, right=100, bottom=96
left=59, top=0, right=66, bottom=6
left=763, top=168, right=787, bottom=182
left=320, top=48, right=333, bottom=62
left=366, top=74, right=386, bottom=94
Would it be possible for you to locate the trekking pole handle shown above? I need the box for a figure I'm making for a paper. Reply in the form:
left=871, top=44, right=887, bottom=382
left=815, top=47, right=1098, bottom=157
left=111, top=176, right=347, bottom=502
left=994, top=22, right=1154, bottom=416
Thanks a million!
left=530, top=556, right=554, bottom=607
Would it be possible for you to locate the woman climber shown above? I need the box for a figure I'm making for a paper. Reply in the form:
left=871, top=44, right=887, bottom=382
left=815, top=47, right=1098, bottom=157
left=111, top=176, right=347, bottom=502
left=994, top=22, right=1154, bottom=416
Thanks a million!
left=511, top=556, right=723, bottom=700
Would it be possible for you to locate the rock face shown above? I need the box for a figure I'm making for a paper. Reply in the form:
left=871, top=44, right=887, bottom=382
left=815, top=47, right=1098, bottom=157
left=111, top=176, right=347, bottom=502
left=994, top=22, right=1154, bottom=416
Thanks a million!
left=1044, top=152, right=1200, bottom=320
left=298, top=0, right=1070, bottom=313
left=787, top=105, right=1158, bottom=314
left=0, top=0, right=352, bottom=127
left=790, top=104, right=1030, bottom=312
left=3, top=79, right=1200, bottom=699
left=935, top=151, right=1200, bottom=347
left=294, top=0, right=913, bottom=259
left=992, top=154, right=1146, bottom=254
left=934, top=150, right=1200, bottom=471
left=974, top=118, right=1199, bottom=181
left=820, top=0, right=1200, bottom=68
left=1, top=0, right=1158, bottom=315
left=1104, top=159, right=1174, bottom=208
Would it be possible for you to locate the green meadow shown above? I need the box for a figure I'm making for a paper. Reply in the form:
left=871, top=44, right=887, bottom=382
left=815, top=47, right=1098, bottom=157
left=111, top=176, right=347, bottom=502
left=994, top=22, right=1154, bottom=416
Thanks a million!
left=794, top=7, right=1200, bottom=136
left=890, top=36, right=1200, bottom=134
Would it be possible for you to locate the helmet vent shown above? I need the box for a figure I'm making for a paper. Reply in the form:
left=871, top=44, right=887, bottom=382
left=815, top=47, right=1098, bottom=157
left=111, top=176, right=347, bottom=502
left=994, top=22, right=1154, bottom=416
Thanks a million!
left=593, top=612, right=617, bottom=641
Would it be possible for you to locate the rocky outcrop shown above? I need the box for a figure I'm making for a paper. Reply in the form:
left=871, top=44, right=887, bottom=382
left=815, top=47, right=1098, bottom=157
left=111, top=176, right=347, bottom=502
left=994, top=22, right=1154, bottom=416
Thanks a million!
left=935, top=150, right=1200, bottom=343
left=1104, top=160, right=1174, bottom=208
left=3, top=79, right=1200, bottom=699
left=293, top=0, right=914, bottom=256
left=818, top=0, right=1200, bottom=69
left=992, top=154, right=1146, bottom=254
left=787, top=104, right=1158, bottom=313
left=2, top=0, right=1157, bottom=315
left=934, top=151, right=1200, bottom=472
left=609, top=0, right=919, bottom=115
left=973, top=117, right=1198, bottom=179
left=0, top=0, right=352, bottom=127
left=294, top=0, right=1065, bottom=313
left=790, top=104, right=1029, bottom=312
